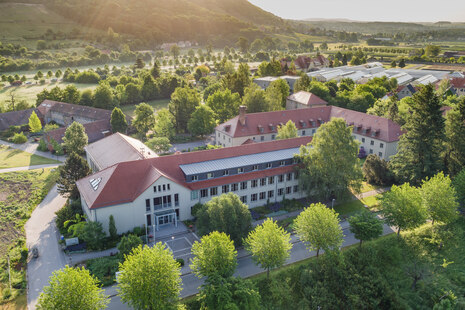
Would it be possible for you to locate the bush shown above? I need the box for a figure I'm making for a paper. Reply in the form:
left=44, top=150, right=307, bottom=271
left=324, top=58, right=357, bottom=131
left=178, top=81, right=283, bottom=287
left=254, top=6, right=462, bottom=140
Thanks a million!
left=117, top=234, right=142, bottom=257
left=191, top=203, right=203, bottom=217
left=37, top=138, right=48, bottom=152
left=132, top=226, right=144, bottom=236
left=86, top=256, right=120, bottom=287
left=2, top=287, right=11, bottom=301
left=363, top=154, right=392, bottom=185
left=56, top=200, right=82, bottom=234
left=176, top=258, right=185, bottom=267
left=44, top=123, right=59, bottom=132
left=50, top=138, right=64, bottom=155
left=12, top=132, right=27, bottom=144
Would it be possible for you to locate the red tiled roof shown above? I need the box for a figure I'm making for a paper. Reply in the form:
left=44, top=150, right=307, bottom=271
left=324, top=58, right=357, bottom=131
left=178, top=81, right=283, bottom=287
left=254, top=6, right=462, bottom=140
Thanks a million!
left=76, top=137, right=312, bottom=209
left=216, top=106, right=403, bottom=143
left=450, top=78, right=465, bottom=89
left=0, top=108, right=43, bottom=131
left=38, top=100, right=112, bottom=121
left=45, top=119, right=111, bottom=144
left=287, top=91, right=328, bottom=107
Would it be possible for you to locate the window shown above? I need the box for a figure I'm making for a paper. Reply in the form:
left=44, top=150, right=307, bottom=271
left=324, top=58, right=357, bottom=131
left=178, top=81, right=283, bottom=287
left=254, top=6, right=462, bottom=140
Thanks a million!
left=241, top=195, right=247, bottom=203
left=302, top=130, right=306, bottom=136
left=200, top=189, right=208, bottom=198
left=380, top=143, right=384, bottom=148
left=251, top=193, right=258, bottom=202
left=286, top=187, right=292, bottom=194
left=379, top=152, right=383, bottom=157
left=259, top=192, right=266, bottom=200
left=153, top=186, right=157, bottom=193
left=222, top=185, right=229, bottom=193
left=266, top=163, right=272, bottom=169
left=293, top=185, right=299, bottom=193
left=280, top=161, right=285, bottom=166
left=231, top=183, right=239, bottom=191
left=294, top=171, right=299, bottom=179
left=207, top=173, right=213, bottom=179
left=191, top=191, right=198, bottom=200
left=260, top=178, right=266, bottom=186
left=252, top=165, right=258, bottom=171
left=268, top=190, right=274, bottom=198
left=312, top=129, right=316, bottom=134
left=268, top=176, right=274, bottom=184
left=154, top=197, right=162, bottom=207
left=251, top=179, right=258, bottom=188
left=223, top=170, right=229, bottom=176
left=278, top=188, right=284, bottom=196
left=158, top=185, right=161, bottom=192
left=241, top=181, right=247, bottom=190
left=210, top=187, right=218, bottom=196
left=361, top=137, right=365, bottom=143
left=167, top=184, right=170, bottom=191
left=238, top=167, right=244, bottom=174
left=145, top=199, right=151, bottom=212
left=260, top=136, right=265, bottom=141
left=369, top=149, right=373, bottom=154
left=163, top=184, right=166, bottom=191
left=192, top=175, right=198, bottom=181
left=278, top=175, right=284, bottom=183
left=370, top=140, right=374, bottom=145
left=174, top=194, right=179, bottom=206
left=287, top=173, right=292, bottom=181
left=271, top=134, right=275, bottom=140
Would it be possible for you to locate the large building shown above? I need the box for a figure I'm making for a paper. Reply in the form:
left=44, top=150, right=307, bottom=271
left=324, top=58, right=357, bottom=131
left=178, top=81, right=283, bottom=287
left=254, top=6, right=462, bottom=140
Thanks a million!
left=215, top=106, right=402, bottom=160
left=286, top=91, right=328, bottom=110
left=76, top=137, right=310, bottom=235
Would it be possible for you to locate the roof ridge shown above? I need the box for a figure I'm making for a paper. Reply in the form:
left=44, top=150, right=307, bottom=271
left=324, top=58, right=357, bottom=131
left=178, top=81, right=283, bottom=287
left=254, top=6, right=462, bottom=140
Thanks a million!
left=117, top=133, right=147, bottom=159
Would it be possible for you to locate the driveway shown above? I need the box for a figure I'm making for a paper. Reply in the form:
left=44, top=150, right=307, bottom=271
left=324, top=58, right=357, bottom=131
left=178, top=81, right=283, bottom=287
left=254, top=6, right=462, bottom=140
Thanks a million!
left=0, top=139, right=65, bottom=162
left=0, top=163, right=60, bottom=174
left=25, top=185, right=67, bottom=309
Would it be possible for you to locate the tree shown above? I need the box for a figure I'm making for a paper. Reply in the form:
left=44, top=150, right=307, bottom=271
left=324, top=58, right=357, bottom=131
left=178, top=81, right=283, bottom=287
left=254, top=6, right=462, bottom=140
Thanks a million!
left=124, top=83, right=141, bottom=105
left=425, top=45, right=441, bottom=57
left=391, top=60, right=397, bottom=68
left=62, top=122, right=88, bottom=155
left=398, top=58, right=406, bottom=68
left=244, top=219, right=292, bottom=278
left=266, top=79, right=290, bottom=109
left=79, top=89, right=94, bottom=106
left=93, top=82, right=115, bottom=109
left=297, top=118, right=363, bottom=201
left=390, top=84, right=445, bottom=184
left=421, top=172, right=458, bottom=225
left=191, top=231, right=237, bottom=279
left=237, top=37, right=249, bottom=53
left=28, top=111, right=42, bottom=133
left=242, top=83, right=269, bottom=113
left=445, top=97, right=465, bottom=176
left=168, top=87, right=200, bottom=133
left=132, top=103, right=155, bottom=137
left=57, top=152, right=91, bottom=199
left=118, top=244, right=181, bottom=310
left=37, top=266, right=108, bottom=310
left=453, top=169, right=465, bottom=206
left=294, top=203, right=343, bottom=257
left=135, top=57, right=145, bottom=69
left=276, top=120, right=298, bottom=140
left=141, top=74, right=159, bottom=101
left=110, top=107, right=128, bottom=133
left=221, top=63, right=251, bottom=97
left=146, top=137, right=172, bottom=154
left=154, top=108, right=175, bottom=139
left=150, top=61, right=161, bottom=79
left=62, top=85, right=81, bottom=104
left=294, top=74, right=311, bottom=92
left=206, top=89, right=241, bottom=123
left=348, top=211, right=383, bottom=248
left=196, top=193, right=252, bottom=245
left=117, top=234, right=142, bottom=257
left=187, top=105, right=216, bottom=137
left=362, top=154, right=392, bottom=185
left=109, top=215, right=117, bottom=240
left=380, top=183, right=428, bottom=235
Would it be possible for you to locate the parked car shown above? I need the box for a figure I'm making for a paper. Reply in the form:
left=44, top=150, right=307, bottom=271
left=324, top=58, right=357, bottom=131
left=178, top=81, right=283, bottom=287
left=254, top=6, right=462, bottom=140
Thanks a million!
left=31, top=246, right=39, bottom=258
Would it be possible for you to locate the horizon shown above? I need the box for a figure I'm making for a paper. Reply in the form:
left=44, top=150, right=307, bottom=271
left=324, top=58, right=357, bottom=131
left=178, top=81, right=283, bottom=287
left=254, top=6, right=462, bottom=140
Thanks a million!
left=248, top=0, right=465, bottom=23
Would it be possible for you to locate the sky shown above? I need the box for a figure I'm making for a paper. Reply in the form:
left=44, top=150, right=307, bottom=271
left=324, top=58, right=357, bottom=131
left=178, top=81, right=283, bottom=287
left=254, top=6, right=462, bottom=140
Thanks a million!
left=248, top=0, right=465, bottom=23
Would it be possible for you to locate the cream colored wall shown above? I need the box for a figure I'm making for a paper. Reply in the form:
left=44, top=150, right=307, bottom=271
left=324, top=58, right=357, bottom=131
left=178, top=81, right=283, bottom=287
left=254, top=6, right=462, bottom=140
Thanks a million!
left=353, top=134, right=398, bottom=160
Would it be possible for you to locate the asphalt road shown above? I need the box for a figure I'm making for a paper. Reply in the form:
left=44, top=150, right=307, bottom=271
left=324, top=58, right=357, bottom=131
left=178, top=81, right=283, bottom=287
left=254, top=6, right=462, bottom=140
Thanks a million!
left=25, top=185, right=67, bottom=309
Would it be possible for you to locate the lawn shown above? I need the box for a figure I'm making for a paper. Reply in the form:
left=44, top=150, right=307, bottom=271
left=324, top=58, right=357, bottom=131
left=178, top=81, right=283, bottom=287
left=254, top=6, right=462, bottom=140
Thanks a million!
left=333, top=195, right=379, bottom=218
left=0, top=168, right=59, bottom=305
left=0, top=145, right=60, bottom=169
left=0, top=82, right=97, bottom=109
left=120, top=99, right=170, bottom=118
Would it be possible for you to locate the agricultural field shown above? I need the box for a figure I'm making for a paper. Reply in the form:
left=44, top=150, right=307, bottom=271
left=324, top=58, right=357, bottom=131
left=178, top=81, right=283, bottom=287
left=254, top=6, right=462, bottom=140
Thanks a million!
left=0, top=168, right=59, bottom=305
left=0, top=146, right=60, bottom=169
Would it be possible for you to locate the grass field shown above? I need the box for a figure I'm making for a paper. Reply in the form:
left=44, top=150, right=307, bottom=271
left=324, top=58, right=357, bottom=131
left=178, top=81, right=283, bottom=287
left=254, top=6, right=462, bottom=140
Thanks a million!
left=0, top=168, right=59, bottom=305
left=121, top=99, right=170, bottom=117
left=0, top=145, right=60, bottom=169
left=0, top=82, right=97, bottom=109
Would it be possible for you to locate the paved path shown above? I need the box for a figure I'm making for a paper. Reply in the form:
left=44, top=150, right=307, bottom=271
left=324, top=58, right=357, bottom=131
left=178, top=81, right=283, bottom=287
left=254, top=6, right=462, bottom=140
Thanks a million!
left=0, top=139, right=66, bottom=162
left=0, top=163, right=60, bottom=174
left=25, top=185, right=67, bottom=310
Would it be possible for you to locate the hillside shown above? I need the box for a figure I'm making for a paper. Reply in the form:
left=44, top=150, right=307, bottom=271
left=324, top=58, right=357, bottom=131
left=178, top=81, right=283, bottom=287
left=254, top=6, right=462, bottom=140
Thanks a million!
left=41, top=0, right=295, bottom=44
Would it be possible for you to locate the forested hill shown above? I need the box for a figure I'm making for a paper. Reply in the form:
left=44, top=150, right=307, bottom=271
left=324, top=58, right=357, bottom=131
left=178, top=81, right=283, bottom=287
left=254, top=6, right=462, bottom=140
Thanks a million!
left=42, top=0, right=293, bottom=44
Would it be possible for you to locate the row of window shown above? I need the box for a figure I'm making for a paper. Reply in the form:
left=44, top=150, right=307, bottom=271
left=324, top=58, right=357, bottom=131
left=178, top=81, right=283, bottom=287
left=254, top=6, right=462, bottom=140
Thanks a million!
left=240, top=185, right=300, bottom=203
left=357, top=136, right=384, bottom=149
left=191, top=172, right=299, bottom=200
left=153, top=183, right=171, bottom=193
left=251, top=129, right=317, bottom=143
left=146, top=194, right=179, bottom=212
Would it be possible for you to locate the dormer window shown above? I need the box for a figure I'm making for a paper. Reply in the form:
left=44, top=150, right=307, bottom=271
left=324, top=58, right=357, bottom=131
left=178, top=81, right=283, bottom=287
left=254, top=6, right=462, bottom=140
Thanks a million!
left=192, top=175, right=198, bottom=181
left=238, top=167, right=244, bottom=173
left=280, top=161, right=285, bottom=166
left=266, top=163, right=272, bottom=169
left=258, top=125, right=264, bottom=133
left=223, top=170, right=229, bottom=176
left=253, top=165, right=259, bottom=171
left=207, top=173, right=213, bottom=179
left=299, top=120, right=306, bottom=127
left=269, top=124, right=275, bottom=131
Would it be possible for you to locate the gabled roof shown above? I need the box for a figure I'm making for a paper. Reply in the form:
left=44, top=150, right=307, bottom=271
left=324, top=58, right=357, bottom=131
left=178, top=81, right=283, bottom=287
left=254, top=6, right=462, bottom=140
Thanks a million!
left=45, top=119, right=111, bottom=144
left=0, top=108, right=42, bottom=131
left=76, top=137, right=312, bottom=209
left=450, top=77, right=465, bottom=89
left=38, top=100, right=112, bottom=121
left=287, top=91, right=328, bottom=107
left=216, top=106, right=403, bottom=143
left=85, top=133, right=157, bottom=170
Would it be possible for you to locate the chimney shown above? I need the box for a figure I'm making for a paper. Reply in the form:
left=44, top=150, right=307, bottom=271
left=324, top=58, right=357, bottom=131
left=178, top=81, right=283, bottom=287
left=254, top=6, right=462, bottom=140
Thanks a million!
left=239, top=105, right=247, bottom=126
